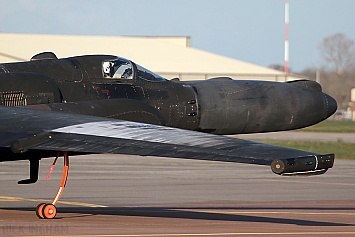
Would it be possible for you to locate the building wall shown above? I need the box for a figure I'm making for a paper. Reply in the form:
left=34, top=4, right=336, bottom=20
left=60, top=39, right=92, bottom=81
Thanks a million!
left=0, top=33, right=304, bottom=82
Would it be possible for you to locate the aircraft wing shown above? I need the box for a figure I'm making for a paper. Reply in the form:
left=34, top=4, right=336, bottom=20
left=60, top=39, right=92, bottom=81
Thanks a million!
left=0, top=106, right=334, bottom=175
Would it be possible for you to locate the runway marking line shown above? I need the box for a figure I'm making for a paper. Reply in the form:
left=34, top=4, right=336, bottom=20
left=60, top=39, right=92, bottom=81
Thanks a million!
left=0, top=196, right=107, bottom=208
left=27, top=232, right=355, bottom=236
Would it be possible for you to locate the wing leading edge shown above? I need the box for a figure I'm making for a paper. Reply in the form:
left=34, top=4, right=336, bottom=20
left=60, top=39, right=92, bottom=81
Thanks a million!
left=0, top=106, right=334, bottom=175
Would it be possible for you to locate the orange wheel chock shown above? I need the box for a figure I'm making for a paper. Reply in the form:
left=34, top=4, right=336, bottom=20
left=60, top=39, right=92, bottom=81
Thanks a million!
left=36, top=151, right=69, bottom=219
left=42, top=204, right=57, bottom=219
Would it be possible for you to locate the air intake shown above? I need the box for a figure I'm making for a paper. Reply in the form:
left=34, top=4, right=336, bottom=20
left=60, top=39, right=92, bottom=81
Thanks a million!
left=1, top=91, right=27, bottom=106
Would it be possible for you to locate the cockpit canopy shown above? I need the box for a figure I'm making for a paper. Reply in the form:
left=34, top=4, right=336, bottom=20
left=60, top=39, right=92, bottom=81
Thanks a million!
left=102, top=57, right=166, bottom=82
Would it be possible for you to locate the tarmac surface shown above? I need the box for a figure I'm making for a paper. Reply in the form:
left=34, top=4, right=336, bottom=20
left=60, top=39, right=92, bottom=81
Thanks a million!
left=234, top=131, right=355, bottom=143
left=1, top=150, right=355, bottom=236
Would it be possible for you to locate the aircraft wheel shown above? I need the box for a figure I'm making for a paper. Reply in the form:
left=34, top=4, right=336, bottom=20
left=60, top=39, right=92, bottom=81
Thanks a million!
left=36, top=203, right=46, bottom=219
left=42, top=204, right=57, bottom=219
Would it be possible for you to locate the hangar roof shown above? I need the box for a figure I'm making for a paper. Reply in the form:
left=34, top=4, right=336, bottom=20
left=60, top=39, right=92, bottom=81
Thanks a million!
left=0, top=33, right=302, bottom=81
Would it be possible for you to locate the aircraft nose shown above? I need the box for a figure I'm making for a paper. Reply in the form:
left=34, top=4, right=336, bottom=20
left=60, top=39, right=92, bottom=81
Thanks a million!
left=324, top=93, right=337, bottom=118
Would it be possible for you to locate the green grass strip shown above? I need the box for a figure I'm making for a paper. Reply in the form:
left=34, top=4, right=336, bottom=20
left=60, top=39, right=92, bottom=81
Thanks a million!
left=297, top=120, right=355, bottom=133
left=252, top=139, right=355, bottom=159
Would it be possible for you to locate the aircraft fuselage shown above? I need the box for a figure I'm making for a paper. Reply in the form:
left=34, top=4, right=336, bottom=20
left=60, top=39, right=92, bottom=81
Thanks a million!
left=0, top=53, right=337, bottom=135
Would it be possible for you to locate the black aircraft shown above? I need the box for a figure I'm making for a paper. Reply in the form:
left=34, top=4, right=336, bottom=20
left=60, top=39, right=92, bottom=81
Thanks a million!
left=0, top=52, right=337, bottom=219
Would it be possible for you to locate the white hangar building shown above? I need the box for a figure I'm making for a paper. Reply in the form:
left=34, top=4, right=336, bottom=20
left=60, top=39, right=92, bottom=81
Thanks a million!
left=0, top=33, right=303, bottom=82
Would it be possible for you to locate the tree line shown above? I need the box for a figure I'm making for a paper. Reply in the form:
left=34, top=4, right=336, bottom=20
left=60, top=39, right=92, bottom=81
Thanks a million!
left=270, top=33, right=355, bottom=110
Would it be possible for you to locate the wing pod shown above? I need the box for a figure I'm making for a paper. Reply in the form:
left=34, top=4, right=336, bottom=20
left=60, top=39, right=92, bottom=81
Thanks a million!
left=270, top=154, right=334, bottom=176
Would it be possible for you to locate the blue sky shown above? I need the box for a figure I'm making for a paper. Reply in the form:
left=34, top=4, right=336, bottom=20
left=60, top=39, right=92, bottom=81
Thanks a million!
left=1, top=0, right=354, bottom=72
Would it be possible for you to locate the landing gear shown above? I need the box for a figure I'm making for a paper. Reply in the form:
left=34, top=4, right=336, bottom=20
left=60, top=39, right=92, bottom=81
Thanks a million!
left=36, top=151, right=69, bottom=219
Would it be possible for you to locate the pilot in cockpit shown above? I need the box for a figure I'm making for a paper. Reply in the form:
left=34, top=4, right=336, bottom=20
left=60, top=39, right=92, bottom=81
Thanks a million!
left=103, top=61, right=114, bottom=78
